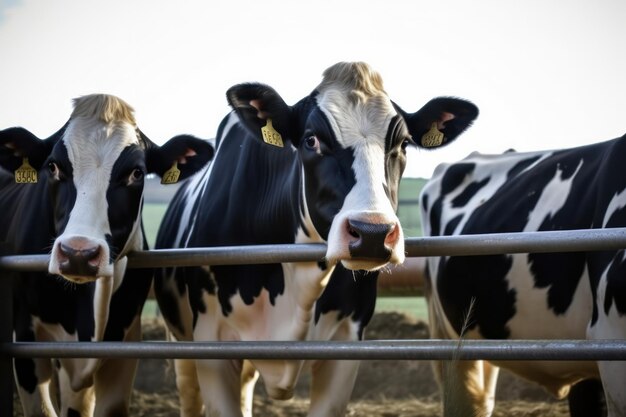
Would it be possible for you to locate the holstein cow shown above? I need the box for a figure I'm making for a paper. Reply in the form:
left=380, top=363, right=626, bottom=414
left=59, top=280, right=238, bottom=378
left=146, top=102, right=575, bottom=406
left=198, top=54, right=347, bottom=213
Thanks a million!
left=154, top=61, right=478, bottom=417
left=0, top=94, right=213, bottom=417
left=420, top=136, right=626, bottom=417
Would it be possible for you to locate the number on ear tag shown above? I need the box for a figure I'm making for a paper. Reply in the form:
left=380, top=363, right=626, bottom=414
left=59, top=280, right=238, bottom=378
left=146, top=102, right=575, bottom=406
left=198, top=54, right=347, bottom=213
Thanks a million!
left=15, top=158, right=38, bottom=184
left=261, top=119, right=284, bottom=147
left=421, top=122, right=444, bottom=148
left=161, top=161, right=181, bottom=184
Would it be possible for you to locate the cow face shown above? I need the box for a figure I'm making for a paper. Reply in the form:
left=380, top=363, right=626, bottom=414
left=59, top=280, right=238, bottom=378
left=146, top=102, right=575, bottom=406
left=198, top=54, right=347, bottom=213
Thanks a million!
left=0, top=94, right=213, bottom=283
left=227, top=62, right=478, bottom=271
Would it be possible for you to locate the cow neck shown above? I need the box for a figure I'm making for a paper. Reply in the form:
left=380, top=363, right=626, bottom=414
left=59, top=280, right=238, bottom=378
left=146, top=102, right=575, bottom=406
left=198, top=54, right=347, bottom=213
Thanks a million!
left=0, top=172, right=55, bottom=253
left=206, top=131, right=303, bottom=246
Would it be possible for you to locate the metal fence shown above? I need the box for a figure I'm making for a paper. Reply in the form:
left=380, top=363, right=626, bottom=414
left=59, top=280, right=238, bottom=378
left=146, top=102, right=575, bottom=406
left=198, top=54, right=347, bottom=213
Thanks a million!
left=2, top=227, right=626, bottom=414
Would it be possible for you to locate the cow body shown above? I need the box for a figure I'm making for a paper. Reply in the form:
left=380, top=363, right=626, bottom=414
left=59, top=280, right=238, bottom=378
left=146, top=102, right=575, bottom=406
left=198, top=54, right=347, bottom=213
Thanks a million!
left=420, top=136, right=626, bottom=416
left=154, top=62, right=478, bottom=417
left=1, top=94, right=213, bottom=417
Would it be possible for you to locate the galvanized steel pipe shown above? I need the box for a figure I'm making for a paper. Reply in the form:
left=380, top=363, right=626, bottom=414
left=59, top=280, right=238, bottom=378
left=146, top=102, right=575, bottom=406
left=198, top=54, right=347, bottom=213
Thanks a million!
left=1, top=228, right=626, bottom=271
left=2, top=339, right=626, bottom=361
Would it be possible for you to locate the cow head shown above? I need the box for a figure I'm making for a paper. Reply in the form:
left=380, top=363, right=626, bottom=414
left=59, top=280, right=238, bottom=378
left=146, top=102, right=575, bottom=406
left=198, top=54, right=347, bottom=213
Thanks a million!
left=227, top=62, right=478, bottom=271
left=0, top=94, right=214, bottom=283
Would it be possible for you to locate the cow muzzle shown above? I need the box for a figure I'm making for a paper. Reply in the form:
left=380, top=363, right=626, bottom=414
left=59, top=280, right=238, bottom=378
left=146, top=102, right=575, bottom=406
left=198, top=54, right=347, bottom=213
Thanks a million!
left=326, top=214, right=405, bottom=271
left=49, top=236, right=112, bottom=283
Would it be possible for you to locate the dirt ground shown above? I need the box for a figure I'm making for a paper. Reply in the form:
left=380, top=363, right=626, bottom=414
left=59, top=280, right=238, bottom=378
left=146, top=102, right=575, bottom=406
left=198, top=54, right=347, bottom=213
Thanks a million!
left=13, top=312, right=570, bottom=416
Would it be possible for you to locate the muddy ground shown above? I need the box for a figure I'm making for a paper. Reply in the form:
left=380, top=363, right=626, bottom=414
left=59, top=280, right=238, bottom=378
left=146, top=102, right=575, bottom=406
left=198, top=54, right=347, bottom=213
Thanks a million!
left=14, top=312, right=570, bottom=416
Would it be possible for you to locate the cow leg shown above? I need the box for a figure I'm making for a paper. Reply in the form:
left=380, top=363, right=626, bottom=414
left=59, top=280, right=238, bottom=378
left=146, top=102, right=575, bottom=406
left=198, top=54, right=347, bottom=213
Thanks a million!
left=308, top=359, right=360, bottom=417
left=14, top=317, right=59, bottom=417
left=427, top=295, right=497, bottom=417
left=196, top=359, right=244, bottom=417
left=588, top=279, right=626, bottom=417
left=161, top=325, right=203, bottom=416
left=482, top=361, right=499, bottom=415
left=92, top=357, right=135, bottom=417
left=174, top=358, right=204, bottom=417
left=91, top=314, right=142, bottom=417
left=16, top=380, right=58, bottom=417
left=240, top=360, right=259, bottom=417
left=597, top=362, right=626, bottom=417
left=14, top=357, right=58, bottom=417
left=57, top=365, right=95, bottom=417
left=434, top=359, right=496, bottom=417
left=568, top=378, right=607, bottom=417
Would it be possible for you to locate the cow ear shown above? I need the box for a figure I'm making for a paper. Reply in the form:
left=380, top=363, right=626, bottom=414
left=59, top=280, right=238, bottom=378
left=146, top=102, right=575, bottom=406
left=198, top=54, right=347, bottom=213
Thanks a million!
left=0, top=126, right=60, bottom=173
left=145, top=133, right=214, bottom=182
left=397, top=97, right=478, bottom=149
left=226, top=83, right=294, bottom=146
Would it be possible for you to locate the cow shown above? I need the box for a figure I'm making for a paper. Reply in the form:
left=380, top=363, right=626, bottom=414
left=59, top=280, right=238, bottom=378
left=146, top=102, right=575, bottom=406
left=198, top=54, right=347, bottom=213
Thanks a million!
left=153, top=61, right=478, bottom=417
left=419, top=135, right=626, bottom=417
left=0, top=94, right=213, bottom=417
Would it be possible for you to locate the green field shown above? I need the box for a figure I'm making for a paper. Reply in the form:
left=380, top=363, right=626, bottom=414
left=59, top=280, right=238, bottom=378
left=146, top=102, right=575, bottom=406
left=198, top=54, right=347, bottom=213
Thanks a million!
left=396, top=177, right=427, bottom=237
left=142, top=203, right=168, bottom=247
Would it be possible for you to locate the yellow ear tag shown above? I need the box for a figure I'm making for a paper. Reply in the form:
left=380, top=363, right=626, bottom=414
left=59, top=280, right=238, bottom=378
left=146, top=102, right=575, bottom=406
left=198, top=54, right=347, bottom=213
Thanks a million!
left=15, top=158, right=38, bottom=184
left=161, top=161, right=181, bottom=184
left=421, top=122, right=444, bottom=148
left=261, top=118, right=284, bottom=147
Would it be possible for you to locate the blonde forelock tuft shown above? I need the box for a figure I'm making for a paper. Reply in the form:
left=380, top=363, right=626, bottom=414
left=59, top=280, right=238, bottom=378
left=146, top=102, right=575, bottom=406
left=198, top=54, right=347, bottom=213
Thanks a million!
left=318, top=62, right=386, bottom=102
left=71, top=94, right=136, bottom=125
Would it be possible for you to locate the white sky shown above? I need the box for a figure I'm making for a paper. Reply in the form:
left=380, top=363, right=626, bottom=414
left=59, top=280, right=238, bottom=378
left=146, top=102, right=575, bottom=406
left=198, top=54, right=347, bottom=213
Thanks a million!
left=1, top=0, right=625, bottom=178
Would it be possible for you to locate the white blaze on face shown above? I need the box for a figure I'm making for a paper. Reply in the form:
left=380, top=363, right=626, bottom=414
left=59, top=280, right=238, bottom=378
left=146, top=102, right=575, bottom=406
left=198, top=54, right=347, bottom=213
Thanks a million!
left=316, top=88, right=405, bottom=270
left=48, top=117, right=140, bottom=280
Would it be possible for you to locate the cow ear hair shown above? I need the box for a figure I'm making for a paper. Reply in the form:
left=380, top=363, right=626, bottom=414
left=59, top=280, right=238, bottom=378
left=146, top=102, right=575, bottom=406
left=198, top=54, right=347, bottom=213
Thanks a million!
left=396, top=97, right=478, bottom=149
left=144, top=132, right=214, bottom=181
left=0, top=125, right=64, bottom=173
left=226, top=83, right=294, bottom=145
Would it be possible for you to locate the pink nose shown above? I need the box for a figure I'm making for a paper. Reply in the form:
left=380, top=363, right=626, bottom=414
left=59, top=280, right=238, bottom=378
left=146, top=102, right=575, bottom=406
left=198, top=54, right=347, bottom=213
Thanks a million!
left=57, top=239, right=102, bottom=277
left=346, top=219, right=400, bottom=260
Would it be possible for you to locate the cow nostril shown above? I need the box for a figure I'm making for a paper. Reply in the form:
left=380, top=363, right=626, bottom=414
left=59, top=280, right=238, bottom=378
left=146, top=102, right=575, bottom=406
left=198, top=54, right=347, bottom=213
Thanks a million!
left=385, top=224, right=399, bottom=246
left=59, top=243, right=73, bottom=257
left=347, top=224, right=360, bottom=239
left=348, top=219, right=394, bottom=238
left=83, top=246, right=100, bottom=261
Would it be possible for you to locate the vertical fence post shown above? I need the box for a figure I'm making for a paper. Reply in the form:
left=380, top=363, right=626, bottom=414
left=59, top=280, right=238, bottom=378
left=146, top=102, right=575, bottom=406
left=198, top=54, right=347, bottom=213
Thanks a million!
left=0, top=243, right=14, bottom=415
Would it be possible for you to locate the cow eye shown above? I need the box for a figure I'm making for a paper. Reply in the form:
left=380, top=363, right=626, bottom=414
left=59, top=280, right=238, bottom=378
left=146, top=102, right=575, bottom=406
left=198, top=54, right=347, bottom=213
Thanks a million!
left=400, top=136, right=415, bottom=150
left=304, top=136, right=320, bottom=151
left=128, top=168, right=144, bottom=185
left=48, top=162, right=60, bottom=179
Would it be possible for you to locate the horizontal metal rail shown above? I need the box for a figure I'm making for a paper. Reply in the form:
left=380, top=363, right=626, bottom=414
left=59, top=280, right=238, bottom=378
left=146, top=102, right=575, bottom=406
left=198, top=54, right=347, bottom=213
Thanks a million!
left=2, top=339, right=626, bottom=361
left=2, top=227, right=626, bottom=271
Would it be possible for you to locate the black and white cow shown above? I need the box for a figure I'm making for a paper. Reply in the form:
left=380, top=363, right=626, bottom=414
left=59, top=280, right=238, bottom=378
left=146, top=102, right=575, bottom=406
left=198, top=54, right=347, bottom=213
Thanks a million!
left=154, top=62, right=478, bottom=417
left=0, top=94, right=213, bottom=417
left=420, top=135, right=626, bottom=417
